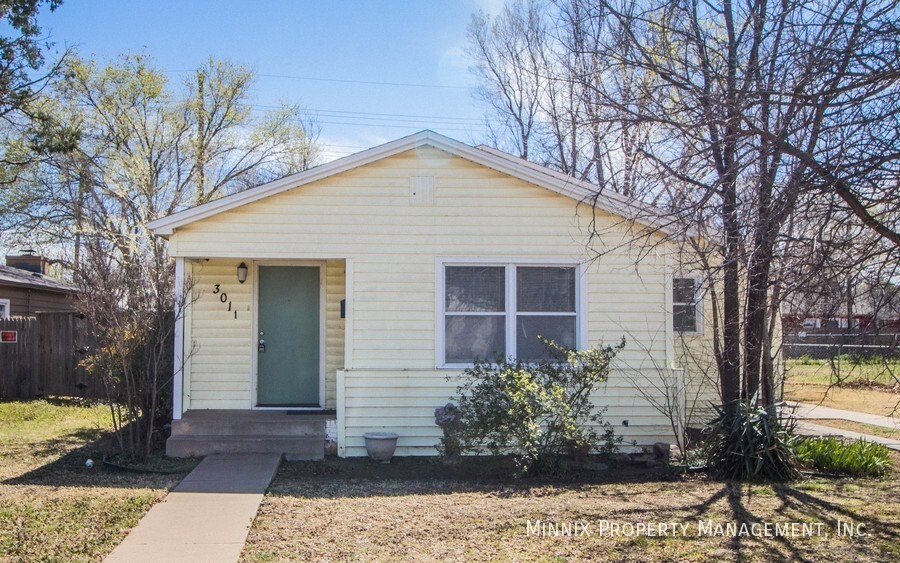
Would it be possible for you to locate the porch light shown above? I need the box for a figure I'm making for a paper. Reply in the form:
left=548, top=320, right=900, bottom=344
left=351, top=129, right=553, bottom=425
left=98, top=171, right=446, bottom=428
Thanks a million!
left=237, top=262, right=248, bottom=284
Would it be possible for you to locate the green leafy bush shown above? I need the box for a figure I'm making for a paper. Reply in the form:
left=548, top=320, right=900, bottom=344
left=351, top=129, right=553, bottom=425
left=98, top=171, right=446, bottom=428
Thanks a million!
left=451, top=339, right=625, bottom=476
left=831, top=353, right=900, bottom=366
left=795, top=437, right=891, bottom=477
left=793, top=355, right=820, bottom=366
left=703, top=401, right=802, bottom=481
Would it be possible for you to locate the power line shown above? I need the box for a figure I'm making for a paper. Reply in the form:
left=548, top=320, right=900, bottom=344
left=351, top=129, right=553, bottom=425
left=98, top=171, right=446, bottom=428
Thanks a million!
left=249, top=103, right=483, bottom=124
left=247, top=106, right=488, bottom=132
left=165, top=69, right=470, bottom=90
left=257, top=72, right=470, bottom=90
left=319, top=143, right=371, bottom=150
left=311, top=108, right=483, bottom=123
left=311, top=120, right=481, bottom=132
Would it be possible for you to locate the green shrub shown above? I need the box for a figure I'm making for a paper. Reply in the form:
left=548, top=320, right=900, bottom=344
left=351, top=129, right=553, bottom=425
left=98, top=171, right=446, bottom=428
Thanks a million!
left=703, top=400, right=802, bottom=481
left=793, top=355, right=820, bottom=366
left=795, top=437, right=891, bottom=477
left=831, top=353, right=900, bottom=366
left=451, top=339, right=625, bottom=477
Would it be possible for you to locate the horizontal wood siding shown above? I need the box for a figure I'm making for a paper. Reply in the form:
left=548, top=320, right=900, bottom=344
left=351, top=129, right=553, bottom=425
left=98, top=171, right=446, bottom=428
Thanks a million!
left=187, top=259, right=254, bottom=409
left=325, top=260, right=345, bottom=409
left=339, top=368, right=678, bottom=457
left=0, top=284, right=78, bottom=316
left=676, top=284, right=721, bottom=426
left=170, top=146, right=702, bottom=451
left=186, top=258, right=344, bottom=409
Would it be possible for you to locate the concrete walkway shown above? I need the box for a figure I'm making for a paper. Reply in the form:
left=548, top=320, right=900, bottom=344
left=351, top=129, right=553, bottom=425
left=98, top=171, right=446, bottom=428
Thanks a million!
left=105, top=453, right=282, bottom=563
left=789, top=402, right=900, bottom=429
left=789, top=402, right=900, bottom=451
left=795, top=421, right=900, bottom=450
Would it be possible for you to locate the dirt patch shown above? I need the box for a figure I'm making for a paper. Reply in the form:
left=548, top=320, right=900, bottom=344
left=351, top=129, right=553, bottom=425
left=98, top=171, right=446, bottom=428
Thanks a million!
left=811, top=419, right=900, bottom=441
left=841, top=380, right=900, bottom=394
left=274, top=455, right=667, bottom=485
left=241, top=457, right=900, bottom=562
left=785, top=382, right=899, bottom=418
left=785, top=361, right=900, bottom=417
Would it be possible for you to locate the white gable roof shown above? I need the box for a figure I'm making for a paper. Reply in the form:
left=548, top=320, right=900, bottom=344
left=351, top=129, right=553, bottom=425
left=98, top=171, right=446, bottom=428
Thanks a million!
left=148, top=130, right=682, bottom=237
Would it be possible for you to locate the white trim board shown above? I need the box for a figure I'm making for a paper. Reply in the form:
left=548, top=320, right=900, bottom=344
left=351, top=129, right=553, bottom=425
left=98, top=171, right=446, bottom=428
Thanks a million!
left=148, top=130, right=689, bottom=239
left=172, top=257, right=185, bottom=419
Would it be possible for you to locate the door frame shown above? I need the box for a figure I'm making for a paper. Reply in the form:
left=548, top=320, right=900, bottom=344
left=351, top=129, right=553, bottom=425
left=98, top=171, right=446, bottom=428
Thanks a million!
left=251, top=260, right=327, bottom=410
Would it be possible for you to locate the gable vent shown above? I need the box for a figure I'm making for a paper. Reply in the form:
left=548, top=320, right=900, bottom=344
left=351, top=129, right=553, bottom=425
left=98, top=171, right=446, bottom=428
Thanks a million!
left=409, top=175, right=435, bottom=205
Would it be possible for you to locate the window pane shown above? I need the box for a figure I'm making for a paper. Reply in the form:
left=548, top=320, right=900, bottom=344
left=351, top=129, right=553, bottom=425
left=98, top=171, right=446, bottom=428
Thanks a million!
left=516, top=315, right=576, bottom=361
left=673, top=278, right=696, bottom=304
left=517, top=267, right=575, bottom=312
left=674, top=304, right=697, bottom=332
left=445, top=315, right=505, bottom=363
left=445, top=266, right=505, bottom=312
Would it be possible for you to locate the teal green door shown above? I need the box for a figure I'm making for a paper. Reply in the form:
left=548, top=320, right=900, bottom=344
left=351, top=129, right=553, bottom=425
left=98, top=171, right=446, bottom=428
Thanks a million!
left=257, top=266, right=320, bottom=406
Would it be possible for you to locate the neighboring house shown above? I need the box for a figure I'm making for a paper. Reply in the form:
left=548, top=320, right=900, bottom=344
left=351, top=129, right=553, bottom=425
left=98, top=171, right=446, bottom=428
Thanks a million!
left=0, top=254, right=79, bottom=318
left=149, top=131, right=718, bottom=459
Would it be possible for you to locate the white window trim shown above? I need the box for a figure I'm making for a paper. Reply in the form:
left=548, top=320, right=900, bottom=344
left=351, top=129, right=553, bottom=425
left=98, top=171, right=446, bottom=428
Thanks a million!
left=436, top=258, right=587, bottom=369
left=0, top=298, right=10, bottom=320
left=673, top=275, right=704, bottom=336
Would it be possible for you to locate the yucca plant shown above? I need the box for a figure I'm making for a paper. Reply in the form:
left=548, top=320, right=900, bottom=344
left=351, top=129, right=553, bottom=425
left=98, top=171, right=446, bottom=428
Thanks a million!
left=703, top=400, right=802, bottom=481
left=795, top=437, right=891, bottom=477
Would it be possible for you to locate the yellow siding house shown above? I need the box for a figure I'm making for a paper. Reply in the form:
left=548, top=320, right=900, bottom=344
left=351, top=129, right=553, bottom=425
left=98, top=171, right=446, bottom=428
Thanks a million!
left=149, top=131, right=718, bottom=459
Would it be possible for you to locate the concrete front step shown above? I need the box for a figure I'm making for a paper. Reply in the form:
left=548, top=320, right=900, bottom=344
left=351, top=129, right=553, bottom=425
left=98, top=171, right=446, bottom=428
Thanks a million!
left=166, top=435, right=325, bottom=460
left=171, top=417, right=325, bottom=437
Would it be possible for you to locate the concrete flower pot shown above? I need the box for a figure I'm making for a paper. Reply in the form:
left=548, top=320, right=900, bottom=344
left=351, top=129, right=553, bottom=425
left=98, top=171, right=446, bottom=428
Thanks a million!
left=363, top=432, right=399, bottom=463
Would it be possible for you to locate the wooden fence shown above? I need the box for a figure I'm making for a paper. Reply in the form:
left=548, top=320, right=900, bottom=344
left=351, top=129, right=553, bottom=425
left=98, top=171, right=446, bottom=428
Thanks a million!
left=0, top=312, right=101, bottom=399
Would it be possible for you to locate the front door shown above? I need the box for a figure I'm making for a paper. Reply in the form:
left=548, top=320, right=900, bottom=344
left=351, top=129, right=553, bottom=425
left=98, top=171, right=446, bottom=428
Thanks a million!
left=257, top=265, right=320, bottom=406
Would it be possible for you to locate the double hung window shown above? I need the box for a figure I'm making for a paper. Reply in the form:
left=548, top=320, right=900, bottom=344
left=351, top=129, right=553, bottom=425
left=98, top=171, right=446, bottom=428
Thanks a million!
left=441, top=263, right=579, bottom=366
left=673, top=277, right=701, bottom=333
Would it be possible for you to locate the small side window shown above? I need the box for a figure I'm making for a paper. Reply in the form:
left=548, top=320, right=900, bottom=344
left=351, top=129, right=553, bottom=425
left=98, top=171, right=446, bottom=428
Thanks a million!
left=673, top=278, right=700, bottom=333
left=0, top=298, right=9, bottom=320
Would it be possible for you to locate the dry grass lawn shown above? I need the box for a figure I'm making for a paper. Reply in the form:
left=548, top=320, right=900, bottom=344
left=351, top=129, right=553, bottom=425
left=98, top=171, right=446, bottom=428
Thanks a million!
left=813, top=419, right=900, bottom=440
left=0, top=399, right=192, bottom=562
left=241, top=457, right=900, bottom=562
left=784, top=359, right=899, bottom=417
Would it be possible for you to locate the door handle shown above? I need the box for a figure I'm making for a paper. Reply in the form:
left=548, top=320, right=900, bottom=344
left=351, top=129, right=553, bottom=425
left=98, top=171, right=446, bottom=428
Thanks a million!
left=258, top=339, right=266, bottom=353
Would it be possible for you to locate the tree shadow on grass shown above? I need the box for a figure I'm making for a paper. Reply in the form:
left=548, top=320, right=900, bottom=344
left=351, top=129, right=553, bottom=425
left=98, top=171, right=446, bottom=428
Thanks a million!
left=263, top=460, right=899, bottom=562
left=773, top=482, right=900, bottom=549
left=39, top=395, right=108, bottom=408
left=2, top=426, right=189, bottom=491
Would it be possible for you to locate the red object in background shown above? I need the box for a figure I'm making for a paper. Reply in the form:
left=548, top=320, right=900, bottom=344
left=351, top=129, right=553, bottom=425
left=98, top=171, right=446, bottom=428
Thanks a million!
left=0, top=331, right=16, bottom=343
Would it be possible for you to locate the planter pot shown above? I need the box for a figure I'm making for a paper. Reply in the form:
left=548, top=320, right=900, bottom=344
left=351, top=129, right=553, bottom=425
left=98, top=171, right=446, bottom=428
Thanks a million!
left=363, top=432, right=399, bottom=463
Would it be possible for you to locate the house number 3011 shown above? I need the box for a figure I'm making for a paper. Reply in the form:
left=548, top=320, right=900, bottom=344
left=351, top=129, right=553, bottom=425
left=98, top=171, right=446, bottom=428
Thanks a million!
left=212, top=284, right=238, bottom=319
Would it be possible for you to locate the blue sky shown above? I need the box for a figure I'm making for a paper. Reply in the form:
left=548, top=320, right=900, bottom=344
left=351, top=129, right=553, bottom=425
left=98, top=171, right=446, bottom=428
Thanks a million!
left=37, top=0, right=503, bottom=160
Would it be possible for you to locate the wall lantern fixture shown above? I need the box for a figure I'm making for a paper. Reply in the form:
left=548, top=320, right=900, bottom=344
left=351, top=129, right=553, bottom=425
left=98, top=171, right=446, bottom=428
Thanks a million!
left=237, top=262, right=248, bottom=284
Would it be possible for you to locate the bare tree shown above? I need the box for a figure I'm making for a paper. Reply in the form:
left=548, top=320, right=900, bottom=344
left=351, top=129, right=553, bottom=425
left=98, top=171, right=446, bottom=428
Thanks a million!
left=0, top=53, right=321, bottom=460
left=468, top=1, right=546, bottom=159
left=469, top=0, right=900, bottom=414
left=468, top=0, right=659, bottom=198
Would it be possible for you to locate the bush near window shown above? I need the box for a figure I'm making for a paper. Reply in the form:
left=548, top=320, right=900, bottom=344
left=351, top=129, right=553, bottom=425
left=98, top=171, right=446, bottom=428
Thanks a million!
left=703, top=400, right=803, bottom=481
left=450, top=339, right=625, bottom=477
left=795, top=437, right=891, bottom=477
